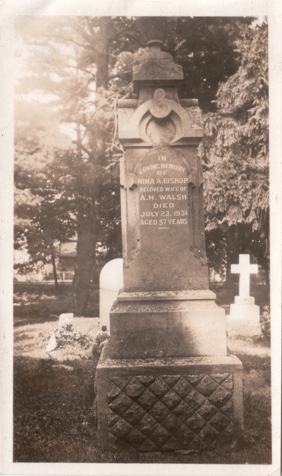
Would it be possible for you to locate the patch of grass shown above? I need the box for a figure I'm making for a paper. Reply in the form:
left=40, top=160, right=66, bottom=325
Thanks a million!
left=14, top=283, right=99, bottom=325
left=13, top=353, right=271, bottom=464
left=14, top=318, right=100, bottom=361
left=14, top=356, right=97, bottom=462
left=13, top=280, right=271, bottom=464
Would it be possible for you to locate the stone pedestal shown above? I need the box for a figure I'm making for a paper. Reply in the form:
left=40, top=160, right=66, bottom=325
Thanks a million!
left=96, top=343, right=243, bottom=452
left=109, top=291, right=226, bottom=359
left=230, top=296, right=260, bottom=321
left=228, top=297, right=261, bottom=337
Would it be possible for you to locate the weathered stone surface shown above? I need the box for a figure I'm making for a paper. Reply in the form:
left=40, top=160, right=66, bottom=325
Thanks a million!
left=136, top=413, right=158, bottom=436
left=133, top=36, right=184, bottom=88
left=95, top=353, right=243, bottom=451
left=137, top=388, right=158, bottom=411
left=199, top=424, right=219, bottom=445
left=105, top=369, right=235, bottom=449
left=227, top=317, right=262, bottom=337
left=229, top=303, right=260, bottom=321
left=197, top=400, right=218, bottom=421
left=221, top=399, right=234, bottom=417
left=209, top=386, right=232, bottom=408
left=123, top=402, right=146, bottom=425
left=117, top=290, right=216, bottom=301
left=123, top=376, right=146, bottom=398
left=119, top=145, right=207, bottom=291
left=149, top=401, right=170, bottom=421
left=108, top=392, right=132, bottom=415
left=196, top=375, right=219, bottom=396
left=107, top=383, right=121, bottom=401
left=109, top=299, right=227, bottom=358
left=148, top=376, right=170, bottom=397
left=172, top=376, right=193, bottom=397
left=185, top=389, right=206, bottom=410
left=172, top=400, right=194, bottom=419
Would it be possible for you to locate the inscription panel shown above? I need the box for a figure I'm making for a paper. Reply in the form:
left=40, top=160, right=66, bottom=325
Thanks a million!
left=137, top=149, right=190, bottom=230
left=122, top=146, right=209, bottom=291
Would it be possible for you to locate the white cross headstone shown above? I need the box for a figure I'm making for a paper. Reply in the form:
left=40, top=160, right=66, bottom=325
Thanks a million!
left=231, top=254, right=258, bottom=299
left=228, top=254, right=260, bottom=333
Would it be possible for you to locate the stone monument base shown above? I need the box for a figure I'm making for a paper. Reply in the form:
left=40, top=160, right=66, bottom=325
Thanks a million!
left=108, top=291, right=227, bottom=359
left=226, top=318, right=262, bottom=338
left=95, top=343, right=243, bottom=452
left=230, top=296, right=260, bottom=321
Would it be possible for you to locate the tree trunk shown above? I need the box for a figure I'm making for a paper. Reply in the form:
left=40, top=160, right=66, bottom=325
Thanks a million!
left=51, top=250, right=59, bottom=293
left=96, top=50, right=109, bottom=89
left=71, top=18, right=113, bottom=315
left=225, top=224, right=240, bottom=287
left=72, top=205, right=98, bottom=316
left=95, top=18, right=110, bottom=89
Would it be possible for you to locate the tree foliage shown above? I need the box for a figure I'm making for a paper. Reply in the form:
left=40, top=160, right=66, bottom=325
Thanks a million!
left=15, top=16, right=146, bottom=312
left=14, top=16, right=269, bottom=312
left=200, top=20, right=269, bottom=277
left=166, top=17, right=254, bottom=111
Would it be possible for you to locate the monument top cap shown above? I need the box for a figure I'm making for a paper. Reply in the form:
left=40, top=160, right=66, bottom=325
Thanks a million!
left=133, top=17, right=183, bottom=89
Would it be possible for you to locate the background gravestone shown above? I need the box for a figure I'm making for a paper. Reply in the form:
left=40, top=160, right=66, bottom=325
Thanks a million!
left=227, top=254, right=261, bottom=337
left=95, top=18, right=243, bottom=452
left=99, top=258, right=123, bottom=331
left=230, top=254, right=260, bottom=320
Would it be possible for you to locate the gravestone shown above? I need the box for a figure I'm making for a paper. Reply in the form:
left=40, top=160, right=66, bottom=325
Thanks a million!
left=95, top=19, right=243, bottom=452
left=99, top=258, right=123, bottom=331
left=228, top=254, right=260, bottom=337
left=230, top=254, right=260, bottom=320
left=59, top=313, right=74, bottom=327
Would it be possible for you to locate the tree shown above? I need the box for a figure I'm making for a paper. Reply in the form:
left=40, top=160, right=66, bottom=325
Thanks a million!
left=165, top=17, right=254, bottom=111
left=14, top=93, right=76, bottom=290
left=15, top=16, right=264, bottom=313
left=15, top=16, right=141, bottom=314
left=200, top=20, right=269, bottom=282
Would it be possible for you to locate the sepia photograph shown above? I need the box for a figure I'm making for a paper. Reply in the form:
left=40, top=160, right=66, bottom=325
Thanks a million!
left=0, top=1, right=281, bottom=475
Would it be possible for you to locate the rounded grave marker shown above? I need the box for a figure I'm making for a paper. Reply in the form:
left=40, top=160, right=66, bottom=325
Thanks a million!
left=99, top=258, right=123, bottom=332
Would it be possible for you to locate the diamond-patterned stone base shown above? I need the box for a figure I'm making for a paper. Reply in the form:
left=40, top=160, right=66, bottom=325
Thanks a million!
left=95, top=353, right=243, bottom=452
left=107, top=373, right=234, bottom=451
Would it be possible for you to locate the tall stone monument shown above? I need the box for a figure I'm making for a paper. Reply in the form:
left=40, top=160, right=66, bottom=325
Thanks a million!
left=95, top=18, right=243, bottom=452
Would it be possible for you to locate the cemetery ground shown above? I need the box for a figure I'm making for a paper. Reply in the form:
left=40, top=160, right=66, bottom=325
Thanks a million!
left=13, top=277, right=271, bottom=464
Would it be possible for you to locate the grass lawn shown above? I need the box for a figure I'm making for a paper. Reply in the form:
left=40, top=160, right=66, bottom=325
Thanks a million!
left=13, top=279, right=271, bottom=464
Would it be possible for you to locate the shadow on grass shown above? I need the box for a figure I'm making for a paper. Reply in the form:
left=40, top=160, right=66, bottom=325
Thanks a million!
left=14, top=353, right=272, bottom=464
left=14, top=286, right=99, bottom=326
left=14, top=315, right=59, bottom=328
left=13, top=278, right=271, bottom=464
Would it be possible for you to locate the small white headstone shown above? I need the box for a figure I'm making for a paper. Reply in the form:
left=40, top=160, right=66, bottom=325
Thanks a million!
left=228, top=254, right=260, bottom=335
left=99, top=258, right=123, bottom=332
left=59, top=313, right=74, bottom=327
